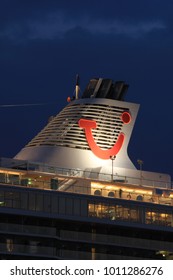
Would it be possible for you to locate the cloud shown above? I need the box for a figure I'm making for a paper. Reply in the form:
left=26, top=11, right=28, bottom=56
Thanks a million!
left=90, top=20, right=166, bottom=37
left=0, top=12, right=166, bottom=42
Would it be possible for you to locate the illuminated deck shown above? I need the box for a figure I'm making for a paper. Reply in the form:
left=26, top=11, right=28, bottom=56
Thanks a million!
left=0, top=157, right=173, bottom=232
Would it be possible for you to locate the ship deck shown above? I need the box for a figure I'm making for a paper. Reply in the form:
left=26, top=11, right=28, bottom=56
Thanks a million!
left=0, top=157, right=172, bottom=207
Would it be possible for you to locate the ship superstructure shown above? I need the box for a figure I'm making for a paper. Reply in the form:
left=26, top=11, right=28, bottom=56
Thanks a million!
left=0, top=77, right=173, bottom=260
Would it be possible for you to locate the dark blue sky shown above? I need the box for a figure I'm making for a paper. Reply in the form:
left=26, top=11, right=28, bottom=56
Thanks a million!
left=0, top=0, right=173, bottom=177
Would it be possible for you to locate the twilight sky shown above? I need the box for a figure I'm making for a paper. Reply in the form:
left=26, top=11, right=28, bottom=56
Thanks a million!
left=0, top=0, right=173, bottom=178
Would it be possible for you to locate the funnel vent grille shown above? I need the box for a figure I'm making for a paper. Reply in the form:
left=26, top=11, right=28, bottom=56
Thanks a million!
left=26, top=103, right=128, bottom=151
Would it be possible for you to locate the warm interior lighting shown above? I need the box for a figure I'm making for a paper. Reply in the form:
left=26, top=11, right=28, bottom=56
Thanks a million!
left=105, top=186, right=115, bottom=190
left=0, top=170, right=21, bottom=176
left=91, top=182, right=105, bottom=189
left=160, top=213, right=168, bottom=218
left=134, top=189, right=152, bottom=195
left=91, top=182, right=154, bottom=196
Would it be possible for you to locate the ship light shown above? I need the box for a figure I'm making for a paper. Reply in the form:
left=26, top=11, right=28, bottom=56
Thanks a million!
left=91, top=182, right=105, bottom=189
left=0, top=169, right=21, bottom=176
left=160, top=213, right=168, bottom=218
left=28, top=178, right=32, bottom=185
left=105, top=186, right=116, bottom=190
left=134, top=189, right=152, bottom=195
left=156, top=250, right=171, bottom=258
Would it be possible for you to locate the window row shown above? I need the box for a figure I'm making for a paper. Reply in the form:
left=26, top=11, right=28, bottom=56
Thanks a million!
left=88, top=203, right=173, bottom=227
left=0, top=189, right=87, bottom=217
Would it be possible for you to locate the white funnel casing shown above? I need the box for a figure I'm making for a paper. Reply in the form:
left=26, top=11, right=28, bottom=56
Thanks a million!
left=15, top=97, right=139, bottom=169
left=14, top=78, right=170, bottom=183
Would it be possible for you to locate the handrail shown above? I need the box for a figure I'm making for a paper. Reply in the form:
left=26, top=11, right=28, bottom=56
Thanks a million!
left=0, top=157, right=172, bottom=190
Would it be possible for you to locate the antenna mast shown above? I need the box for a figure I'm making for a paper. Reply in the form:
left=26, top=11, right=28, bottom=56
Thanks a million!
left=75, top=74, right=80, bottom=99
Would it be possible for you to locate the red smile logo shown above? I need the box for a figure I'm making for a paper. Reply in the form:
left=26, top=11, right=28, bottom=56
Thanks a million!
left=78, top=111, right=131, bottom=159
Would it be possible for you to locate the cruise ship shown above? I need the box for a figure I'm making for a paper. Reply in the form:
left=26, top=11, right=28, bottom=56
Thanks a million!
left=0, top=77, right=173, bottom=260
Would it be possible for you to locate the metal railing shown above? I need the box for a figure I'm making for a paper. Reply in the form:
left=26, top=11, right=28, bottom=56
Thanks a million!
left=0, top=157, right=172, bottom=189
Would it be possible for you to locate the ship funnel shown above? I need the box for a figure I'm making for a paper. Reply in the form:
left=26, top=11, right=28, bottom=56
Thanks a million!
left=81, top=78, right=129, bottom=101
left=113, top=81, right=129, bottom=101
left=15, top=77, right=139, bottom=172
